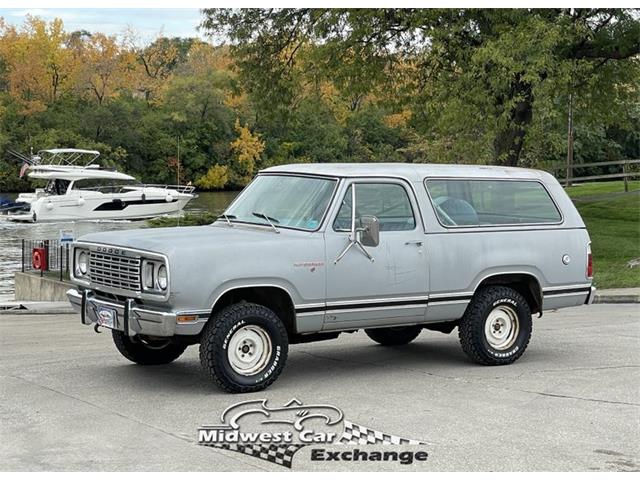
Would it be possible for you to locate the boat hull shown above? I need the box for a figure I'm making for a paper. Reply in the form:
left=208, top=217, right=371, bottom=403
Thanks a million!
left=6, top=190, right=194, bottom=223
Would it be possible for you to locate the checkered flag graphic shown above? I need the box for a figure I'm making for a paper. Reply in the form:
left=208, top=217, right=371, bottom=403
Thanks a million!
left=200, top=419, right=426, bottom=468
left=204, top=443, right=305, bottom=469
left=337, top=420, right=426, bottom=446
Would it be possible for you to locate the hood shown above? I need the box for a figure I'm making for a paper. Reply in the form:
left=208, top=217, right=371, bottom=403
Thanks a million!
left=77, top=223, right=292, bottom=256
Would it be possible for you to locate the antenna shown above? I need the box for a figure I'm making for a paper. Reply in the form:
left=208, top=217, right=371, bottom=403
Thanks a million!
left=177, top=136, right=181, bottom=228
left=7, top=150, right=33, bottom=165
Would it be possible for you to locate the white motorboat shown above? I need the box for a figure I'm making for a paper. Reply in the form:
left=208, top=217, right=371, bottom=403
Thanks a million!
left=6, top=149, right=196, bottom=223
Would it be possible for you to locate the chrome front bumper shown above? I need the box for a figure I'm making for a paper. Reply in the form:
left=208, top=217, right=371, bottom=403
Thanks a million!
left=67, top=288, right=203, bottom=337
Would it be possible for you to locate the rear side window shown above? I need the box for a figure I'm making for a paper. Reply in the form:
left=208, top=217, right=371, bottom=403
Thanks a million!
left=425, top=179, right=562, bottom=227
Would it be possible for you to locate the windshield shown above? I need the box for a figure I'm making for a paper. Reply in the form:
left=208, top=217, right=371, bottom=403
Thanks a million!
left=223, top=175, right=337, bottom=231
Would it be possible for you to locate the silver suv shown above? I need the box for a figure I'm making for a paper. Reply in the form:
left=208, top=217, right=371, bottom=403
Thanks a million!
left=67, top=163, right=595, bottom=392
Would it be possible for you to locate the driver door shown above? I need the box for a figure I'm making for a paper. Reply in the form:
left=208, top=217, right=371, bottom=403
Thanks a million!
left=323, top=179, right=428, bottom=330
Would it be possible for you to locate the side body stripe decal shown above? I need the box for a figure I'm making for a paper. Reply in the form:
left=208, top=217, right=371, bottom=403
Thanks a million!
left=295, top=295, right=473, bottom=314
left=294, top=285, right=591, bottom=314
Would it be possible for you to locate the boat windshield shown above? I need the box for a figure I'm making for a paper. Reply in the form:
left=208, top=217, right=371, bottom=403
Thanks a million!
left=223, top=175, right=337, bottom=231
left=44, top=179, right=71, bottom=195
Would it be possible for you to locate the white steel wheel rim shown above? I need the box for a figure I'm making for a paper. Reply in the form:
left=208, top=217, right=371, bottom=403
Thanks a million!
left=484, top=305, right=519, bottom=350
left=227, top=326, right=273, bottom=376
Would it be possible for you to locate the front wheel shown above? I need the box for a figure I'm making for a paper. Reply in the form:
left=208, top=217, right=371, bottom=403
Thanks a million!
left=199, top=302, right=288, bottom=393
left=458, top=286, right=532, bottom=365
left=112, top=331, right=188, bottom=365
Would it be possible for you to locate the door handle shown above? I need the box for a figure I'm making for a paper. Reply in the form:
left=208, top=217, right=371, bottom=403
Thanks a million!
left=405, top=240, right=424, bottom=246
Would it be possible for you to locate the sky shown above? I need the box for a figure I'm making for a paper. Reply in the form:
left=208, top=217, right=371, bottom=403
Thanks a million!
left=0, top=8, right=205, bottom=41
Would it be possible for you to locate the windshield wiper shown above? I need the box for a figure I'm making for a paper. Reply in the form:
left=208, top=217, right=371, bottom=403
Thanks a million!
left=252, top=211, right=280, bottom=233
left=216, top=213, right=236, bottom=226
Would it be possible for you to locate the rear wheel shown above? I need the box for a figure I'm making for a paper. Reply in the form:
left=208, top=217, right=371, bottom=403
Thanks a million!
left=365, top=325, right=422, bottom=346
left=458, top=286, right=532, bottom=365
left=112, top=331, right=187, bottom=365
left=199, top=302, right=288, bottom=393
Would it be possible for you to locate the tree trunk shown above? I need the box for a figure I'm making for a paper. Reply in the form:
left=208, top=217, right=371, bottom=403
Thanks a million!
left=493, top=78, right=533, bottom=166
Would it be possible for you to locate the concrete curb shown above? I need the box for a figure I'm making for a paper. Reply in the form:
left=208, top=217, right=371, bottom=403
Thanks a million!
left=593, top=295, right=640, bottom=304
left=593, top=288, right=640, bottom=304
left=0, top=308, right=76, bottom=315
left=0, top=302, right=75, bottom=315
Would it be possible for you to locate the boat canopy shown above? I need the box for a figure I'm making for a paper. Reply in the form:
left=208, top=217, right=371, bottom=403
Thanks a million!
left=34, top=149, right=101, bottom=166
left=23, top=148, right=135, bottom=181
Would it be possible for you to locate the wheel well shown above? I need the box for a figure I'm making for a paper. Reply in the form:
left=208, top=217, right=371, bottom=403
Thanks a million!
left=210, top=286, right=296, bottom=335
left=476, top=273, right=542, bottom=314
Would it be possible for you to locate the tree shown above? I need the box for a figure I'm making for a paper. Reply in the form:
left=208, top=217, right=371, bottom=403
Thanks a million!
left=0, top=15, right=79, bottom=114
left=196, top=164, right=229, bottom=189
left=230, top=119, right=265, bottom=184
left=127, top=34, right=180, bottom=103
left=201, top=8, right=640, bottom=166
left=164, top=42, right=236, bottom=125
left=76, top=33, right=136, bottom=106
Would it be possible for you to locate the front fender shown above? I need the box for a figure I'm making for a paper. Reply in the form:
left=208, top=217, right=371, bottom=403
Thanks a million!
left=205, top=277, right=304, bottom=311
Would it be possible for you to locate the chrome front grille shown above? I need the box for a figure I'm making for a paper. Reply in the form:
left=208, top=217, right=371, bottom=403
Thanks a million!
left=89, top=251, right=142, bottom=292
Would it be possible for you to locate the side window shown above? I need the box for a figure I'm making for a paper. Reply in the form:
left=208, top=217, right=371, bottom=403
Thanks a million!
left=334, top=183, right=416, bottom=232
left=425, top=179, right=562, bottom=227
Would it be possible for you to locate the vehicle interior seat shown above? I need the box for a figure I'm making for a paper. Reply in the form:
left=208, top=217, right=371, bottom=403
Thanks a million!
left=434, top=196, right=479, bottom=226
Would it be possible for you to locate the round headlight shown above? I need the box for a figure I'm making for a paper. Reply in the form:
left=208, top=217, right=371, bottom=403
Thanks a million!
left=78, top=251, right=88, bottom=275
left=157, top=265, right=168, bottom=290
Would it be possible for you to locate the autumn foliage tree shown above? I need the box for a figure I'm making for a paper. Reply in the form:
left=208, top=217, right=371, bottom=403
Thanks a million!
left=196, top=164, right=230, bottom=189
left=0, top=15, right=79, bottom=114
left=76, top=32, right=136, bottom=105
left=128, top=34, right=179, bottom=103
left=0, top=12, right=638, bottom=193
left=229, top=119, right=265, bottom=185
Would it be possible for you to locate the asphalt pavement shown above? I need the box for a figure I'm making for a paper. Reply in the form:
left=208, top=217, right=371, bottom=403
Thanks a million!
left=1, top=304, right=638, bottom=471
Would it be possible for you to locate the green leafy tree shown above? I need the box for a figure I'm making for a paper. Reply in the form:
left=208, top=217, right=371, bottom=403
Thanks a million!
left=201, top=8, right=640, bottom=166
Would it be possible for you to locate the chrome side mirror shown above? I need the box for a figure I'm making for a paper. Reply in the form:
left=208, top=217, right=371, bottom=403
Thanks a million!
left=334, top=184, right=376, bottom=264
left=359, top=215, right=379, bottom=247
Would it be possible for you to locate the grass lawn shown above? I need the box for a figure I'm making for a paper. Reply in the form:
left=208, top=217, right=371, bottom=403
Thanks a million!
left=565, top=180, right=639, bottom=198
left=566, top=181, right=640, bottom=289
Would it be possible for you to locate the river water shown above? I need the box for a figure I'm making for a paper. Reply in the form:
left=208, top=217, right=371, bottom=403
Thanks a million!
left=0, top=191, right=238, bottom=299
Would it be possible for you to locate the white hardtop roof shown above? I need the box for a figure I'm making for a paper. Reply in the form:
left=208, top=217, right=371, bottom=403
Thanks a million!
left=39, top=148, right=100, bottom=155
left=28, top=166, right=134, bottom=181
left=261, top=163, right=554, bottom=182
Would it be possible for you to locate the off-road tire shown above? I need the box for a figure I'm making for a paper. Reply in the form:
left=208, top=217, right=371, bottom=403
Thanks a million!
left=365, top=325, right=422, bottom=346
left=458, top=286, right=532, bottom=366
left=199, top=302, right=288, bottom=393
left=112, top=331, right=188, bottom=365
